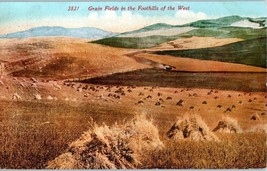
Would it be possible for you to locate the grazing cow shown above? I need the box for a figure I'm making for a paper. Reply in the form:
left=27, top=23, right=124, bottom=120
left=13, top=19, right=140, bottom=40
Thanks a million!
left=193, top=93, right=197, bottom=97
left=147, top=95, right=152, bottom=99
left=174, top=91, right=178, bottom=94
left=166, top=97, right=172, bottom=100
left=231, top=105, right=236, bottom=109
left=248, top=99, right=252, bottom=102
left=127, top=89, right=132, bottom=93
left=214, top=91, right=218, bottom=93
left=214, top=96, right=218, bottom=99
left=238, top=101, right=242, bottom=104
left=228, top=95, right=231, bottom=98
left=159, top=98, right=164, bottom=102
left=157, top=92, right=162, bottom=96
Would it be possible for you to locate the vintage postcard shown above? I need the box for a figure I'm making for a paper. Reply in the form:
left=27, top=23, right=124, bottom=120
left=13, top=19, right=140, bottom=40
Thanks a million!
left=0, top=0, right=266, bottom=169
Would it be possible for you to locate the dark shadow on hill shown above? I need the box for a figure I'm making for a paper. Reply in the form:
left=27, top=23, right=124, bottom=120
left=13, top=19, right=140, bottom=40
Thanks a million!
left=80, top=68, right=266, bottom=92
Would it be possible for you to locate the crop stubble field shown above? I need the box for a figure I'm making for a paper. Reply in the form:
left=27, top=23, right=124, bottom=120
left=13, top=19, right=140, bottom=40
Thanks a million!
left=0, top=36, right=266, bottom=169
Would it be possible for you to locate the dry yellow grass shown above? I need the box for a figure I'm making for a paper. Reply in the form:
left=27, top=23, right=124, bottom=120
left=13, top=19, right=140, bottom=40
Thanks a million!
left=148, top=36, right=243, bottom=51
left=0, top=37, right=149, bottom=79
left=47, top=115, right=163, bottom=169
left=167, top=113, right=219, bottom=141
left=141, top=133, right=266, bottom=169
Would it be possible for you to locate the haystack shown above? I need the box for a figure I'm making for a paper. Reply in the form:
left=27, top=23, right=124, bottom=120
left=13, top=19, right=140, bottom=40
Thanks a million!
left=250, top=113, right=261, bottom=121
left=249, top=124, right=267, bottom=134
left=34, top=94, right=42, bottom=100
left=212, top=117, right=242, bottom=133
left=167, top=113, right=219, bottom=141
left=47, top=115, right=163, bottom=169
left=47, top=95, right=53, bottom=100
left=12, top=93, right=22, bottom=100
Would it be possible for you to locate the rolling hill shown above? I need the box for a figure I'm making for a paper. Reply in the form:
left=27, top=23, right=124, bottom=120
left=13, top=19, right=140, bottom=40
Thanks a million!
left=184, top=15, right=266, bottom=28
left=92, top=16, right=266, bottom=49
left=154, top=37, right=266, bottom=68
left=0, top=26, right=116, bottom=39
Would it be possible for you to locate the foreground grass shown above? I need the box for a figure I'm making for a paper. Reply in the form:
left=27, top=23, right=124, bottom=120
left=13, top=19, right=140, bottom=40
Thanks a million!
left=141, top=133, right=266, bottom=169
left=0, top=101, right=266, bottom=169
left=0, top=100, right=133, bottom=169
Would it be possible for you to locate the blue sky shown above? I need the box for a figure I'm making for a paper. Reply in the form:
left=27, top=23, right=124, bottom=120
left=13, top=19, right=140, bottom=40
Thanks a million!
left=0, top=1, right=266, bottom=34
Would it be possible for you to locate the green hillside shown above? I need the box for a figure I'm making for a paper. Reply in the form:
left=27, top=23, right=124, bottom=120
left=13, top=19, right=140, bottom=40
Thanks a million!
left=154, top=37, right=266, bottom=68
left=120, top=23, right=174, bottom=36
left=185, top=16, right=244, bottom=28
left=92, top=16, right=266, bottom=49
left=92, top=35, right=180, bottom=49
left=179, top=27, right=266, bottom=39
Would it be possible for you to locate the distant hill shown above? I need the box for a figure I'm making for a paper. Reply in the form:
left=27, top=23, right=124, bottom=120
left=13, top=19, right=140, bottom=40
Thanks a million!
left=184, top=16, right=244, bottom=28
left=185, top=15, right=266, bottom=28
left=0, top=26, right=116, bottom=39
left=120, top=23, right=175, bottom=36
left=93, top=15, right=266, bottom=49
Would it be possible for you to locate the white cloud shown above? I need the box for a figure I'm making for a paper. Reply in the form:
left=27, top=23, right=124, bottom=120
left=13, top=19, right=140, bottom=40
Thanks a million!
left=0, top=11, right=211, bottom=34
left=174, top=11, right=208, bottom=24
